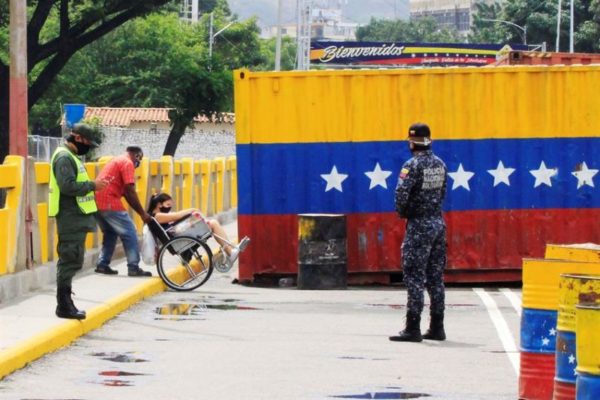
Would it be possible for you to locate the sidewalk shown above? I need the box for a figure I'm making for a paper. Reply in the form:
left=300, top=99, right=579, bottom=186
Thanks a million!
left=0, top=217, right=239, bottom=380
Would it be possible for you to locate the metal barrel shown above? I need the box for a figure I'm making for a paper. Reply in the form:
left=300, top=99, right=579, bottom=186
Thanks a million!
left=554, top=275, right=600, bottom=399
left=576, top=304, right=600, bottom=400
left=297, top=214, right=347, bottom=290
left=520, top=260, right=600, bottom=399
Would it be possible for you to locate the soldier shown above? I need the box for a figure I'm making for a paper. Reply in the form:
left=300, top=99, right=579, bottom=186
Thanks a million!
left=389, top=123, right=448, bottom=342
left=49, top=123, right=109, bottom=319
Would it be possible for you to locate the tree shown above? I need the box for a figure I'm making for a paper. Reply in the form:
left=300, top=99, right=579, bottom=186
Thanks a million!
left=470, top=0, right=600, bottom=51
left=356, top=17, right=461, bottom=43
left=0, top=0, right=174, bottom=162
left=469, top=1, right=510, bottom=43
left=30, top=6, right=265, bottom=156
left=257, top=36, right=297, bottom=71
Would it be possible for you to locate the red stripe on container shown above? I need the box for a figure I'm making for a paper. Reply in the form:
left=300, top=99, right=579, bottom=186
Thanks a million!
left=520, top=352, right=555, bottom=400
left=553, top=380, right=576, bottom=400
left=238, top=209, right=600, bottom=282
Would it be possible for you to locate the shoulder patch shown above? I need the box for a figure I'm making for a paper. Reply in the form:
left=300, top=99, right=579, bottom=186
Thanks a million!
left=400, top=168, right=410, bottom=179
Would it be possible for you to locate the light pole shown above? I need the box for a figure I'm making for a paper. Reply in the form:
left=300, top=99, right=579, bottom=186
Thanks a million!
left=209, top=12, right=234, bottom=59
left=481, top=18, right=527, bottom=45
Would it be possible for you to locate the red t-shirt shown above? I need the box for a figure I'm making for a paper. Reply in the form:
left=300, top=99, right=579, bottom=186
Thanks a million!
left=96, top=154, right=136, bottom=211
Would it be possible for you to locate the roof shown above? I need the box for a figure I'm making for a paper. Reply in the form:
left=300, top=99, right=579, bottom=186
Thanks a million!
left=84, top=107, right=235, bottom=127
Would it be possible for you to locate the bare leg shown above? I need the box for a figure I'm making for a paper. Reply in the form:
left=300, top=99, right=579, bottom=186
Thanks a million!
left=206, top=220, right=234, bottom=255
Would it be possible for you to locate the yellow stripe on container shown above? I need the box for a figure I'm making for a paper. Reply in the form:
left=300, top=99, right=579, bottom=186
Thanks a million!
left=522, top=259, right=600, bottom=311
left=557, top=274, right=600, bottom=332
left=546, top=244, right=600, bottom=263
left=234, top=67, right=600, bottom=144
left=576, top=304, right=600, bottom=375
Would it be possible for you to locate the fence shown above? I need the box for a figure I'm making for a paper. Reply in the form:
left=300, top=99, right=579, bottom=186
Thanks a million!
left=28, top=136, right=63, bottom=162
left=0, top=154, right=238, bottom=276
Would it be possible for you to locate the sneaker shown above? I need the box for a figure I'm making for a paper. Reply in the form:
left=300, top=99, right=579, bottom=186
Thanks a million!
left=95, top=265, right=118, bottom=275
left=128, top=268, right=152, bottom=277
left=227, top=247, right=240, bottom=265
left=238, top=237, right=251, bottom=251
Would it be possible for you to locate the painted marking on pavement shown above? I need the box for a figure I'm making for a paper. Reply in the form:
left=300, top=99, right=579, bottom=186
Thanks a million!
left=474, top=288, right=519, bottom=375
left=500, top=288, right=522, bottom=317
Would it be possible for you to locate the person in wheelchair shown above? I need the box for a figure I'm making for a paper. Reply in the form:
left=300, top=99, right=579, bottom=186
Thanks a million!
left=147, top=192, right=241, bottom=268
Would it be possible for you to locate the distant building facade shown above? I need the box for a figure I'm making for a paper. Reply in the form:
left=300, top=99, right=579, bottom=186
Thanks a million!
left=265, top=0, right=358, bottom=41
left=410, top=0, right=500, bottom=35
left=180, top=0, right=201, bottom=23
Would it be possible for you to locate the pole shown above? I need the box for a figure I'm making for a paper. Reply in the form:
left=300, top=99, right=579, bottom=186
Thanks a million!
left=9, top=0, right=28, bottom=158
left=9, top=0, right=33, bottom=268
left=569, top=0, right=574, bottom=52
left=275, top=0, right=283, bottom=71
left=209, top=12, right=214, bottom=59
left=556, top=0, right=562, bottom=51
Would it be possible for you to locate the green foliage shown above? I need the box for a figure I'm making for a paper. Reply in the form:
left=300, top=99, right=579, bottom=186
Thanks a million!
left=470, top=0, right=600, bottom=51
left=257, top=37, right=297, bottom=71
left=356, top=17, right=461, bottom=43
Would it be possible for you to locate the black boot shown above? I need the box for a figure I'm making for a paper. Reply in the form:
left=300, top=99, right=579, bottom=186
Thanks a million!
left=55, top=286, right=86, bottom=320
left=423, top=312, right=446, bottom=341
left=389, top=312, right=422, bottom=342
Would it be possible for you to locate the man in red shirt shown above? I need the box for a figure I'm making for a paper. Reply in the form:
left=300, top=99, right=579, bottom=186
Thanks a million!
left=94, top=146, right=152, bottom=276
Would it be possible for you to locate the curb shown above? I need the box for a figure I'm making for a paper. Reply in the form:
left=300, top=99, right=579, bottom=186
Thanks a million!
left=0, top=275, right=166, bottom=380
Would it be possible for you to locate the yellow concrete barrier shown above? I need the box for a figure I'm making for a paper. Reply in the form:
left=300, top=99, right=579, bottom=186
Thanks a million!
left=0, top=153, right=237, bottom=277
left=0, top=156, right=24, bottom=275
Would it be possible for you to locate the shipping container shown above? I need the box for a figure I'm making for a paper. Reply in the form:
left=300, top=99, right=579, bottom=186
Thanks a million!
left=234, top=66, right=600, bottom=283
left=493, top=51, right=600, bottom=66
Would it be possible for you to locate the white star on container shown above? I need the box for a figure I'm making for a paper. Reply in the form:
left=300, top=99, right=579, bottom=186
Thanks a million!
left=487, top=161, right=516, bottom=187
left=321, top=165, right=348, bottom=193
left=549, top=328, right=557, bottom=336
left=530, top=161, right=558, bottom=188
left=448, top=163, right=475, bottom=191
left=572, top=162, right=598, bottom=189
left=364, top=163, right=392, bottom=190
left=568, top=354, right=576, bottom=364
left=541, top=337, right=550, bottom=346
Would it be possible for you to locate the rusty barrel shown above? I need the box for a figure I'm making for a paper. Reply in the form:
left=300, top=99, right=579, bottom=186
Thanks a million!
left=553, top=275, right=600, bottom=399
left=297, top=214, right=347, bottom=290
left=520, top=260, right=600, bottom=400
left=576, top=304, right=600, bottom=400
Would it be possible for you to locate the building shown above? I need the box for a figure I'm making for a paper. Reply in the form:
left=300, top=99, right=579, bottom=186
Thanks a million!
left=410, top=0, right=499, bottom=35
left=180, top=0, right=201, bottom=23
left=265, top=0, right=358, bottom=41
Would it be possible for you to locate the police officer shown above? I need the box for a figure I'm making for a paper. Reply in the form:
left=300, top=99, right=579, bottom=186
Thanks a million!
left=49, top=123, right=109, bottom=319
left=390, top=123, right=448, bottom=342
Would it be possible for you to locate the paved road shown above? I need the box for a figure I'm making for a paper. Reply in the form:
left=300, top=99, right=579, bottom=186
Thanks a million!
left=0, top=266, right=522, bottom=399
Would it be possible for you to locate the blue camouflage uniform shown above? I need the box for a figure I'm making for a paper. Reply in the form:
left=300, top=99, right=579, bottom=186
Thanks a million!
left=395, top=150, right=448, bottom=316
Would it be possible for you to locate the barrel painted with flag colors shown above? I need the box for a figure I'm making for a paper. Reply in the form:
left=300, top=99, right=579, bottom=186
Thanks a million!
left=575, top=304, right=600, bottom=400
left=554, top=274, right=600, bottom=399
left=519, top=261, right=600, bottom=400
left=234, top=67, right=600, bottom=284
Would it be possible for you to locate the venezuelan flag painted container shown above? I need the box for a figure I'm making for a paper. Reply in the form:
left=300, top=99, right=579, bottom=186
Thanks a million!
left=554, top=274, right=600, bottom=399
left=234, top=66, right=600, bottom=281
left=520, top=260, right=600, bottom=400
left=234, top=67, right=600, bottom=284
left=575, top=304, right=600, bottom=400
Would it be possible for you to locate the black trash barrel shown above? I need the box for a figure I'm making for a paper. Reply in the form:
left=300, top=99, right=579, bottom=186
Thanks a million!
left=297, top=214, right=347, bottom=290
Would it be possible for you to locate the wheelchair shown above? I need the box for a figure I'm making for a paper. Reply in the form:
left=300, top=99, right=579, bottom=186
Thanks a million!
left=147, top=214, right=250, bottom=292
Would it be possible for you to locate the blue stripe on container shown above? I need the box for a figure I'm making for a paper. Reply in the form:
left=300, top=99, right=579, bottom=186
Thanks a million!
left=520, top=308, right=557, bottom=354
left=576, top=373, right=600, bottom=400
left=237, top=138, right=600, bottom=215
left=556, top=330, right=578, bottom=384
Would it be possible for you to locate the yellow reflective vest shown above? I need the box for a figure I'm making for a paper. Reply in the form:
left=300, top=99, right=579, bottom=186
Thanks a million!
left=48, top=147, right=97, bottom=217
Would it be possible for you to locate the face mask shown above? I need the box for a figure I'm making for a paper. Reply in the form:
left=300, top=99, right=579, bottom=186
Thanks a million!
left=74, top=141, right=91, bottom=155
left=134, top=160, right=141, bottom=169
left=159, top=206, right=171, bottom=213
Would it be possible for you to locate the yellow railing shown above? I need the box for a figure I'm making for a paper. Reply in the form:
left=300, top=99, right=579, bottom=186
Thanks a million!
left=0, top=155, right=237, bottom=276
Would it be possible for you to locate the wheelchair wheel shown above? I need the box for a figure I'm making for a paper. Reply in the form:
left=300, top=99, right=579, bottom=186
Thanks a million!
left=157, top=236, right=213, bottom=291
